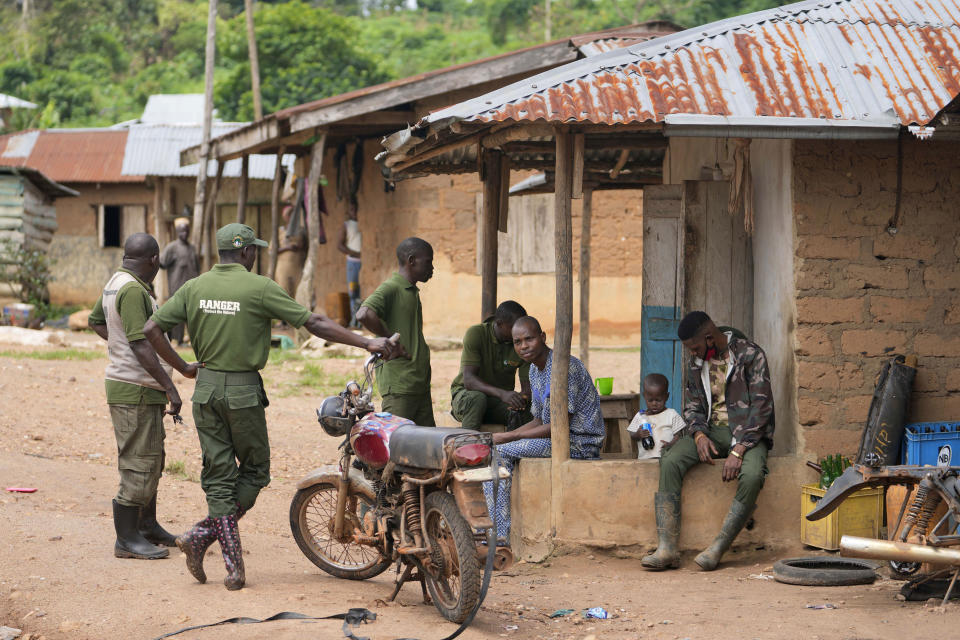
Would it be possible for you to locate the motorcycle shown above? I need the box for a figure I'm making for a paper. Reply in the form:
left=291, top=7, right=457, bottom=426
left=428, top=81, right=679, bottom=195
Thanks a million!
left=808, top=461, right=960, bottom=600
left=289, top=349, right=512, bottom=623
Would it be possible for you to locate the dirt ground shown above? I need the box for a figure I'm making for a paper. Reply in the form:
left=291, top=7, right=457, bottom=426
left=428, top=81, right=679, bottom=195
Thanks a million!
left=1, top=334, right=959, bottom=640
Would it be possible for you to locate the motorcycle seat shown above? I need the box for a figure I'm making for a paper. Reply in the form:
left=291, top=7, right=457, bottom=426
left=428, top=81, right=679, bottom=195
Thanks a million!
left=389, top=425, right=481, bottom=470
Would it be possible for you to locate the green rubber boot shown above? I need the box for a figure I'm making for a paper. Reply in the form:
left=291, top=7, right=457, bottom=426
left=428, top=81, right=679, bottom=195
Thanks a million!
left=641, top=492, right=681, bottom=570
left=695, top=499, right=754, bottom=571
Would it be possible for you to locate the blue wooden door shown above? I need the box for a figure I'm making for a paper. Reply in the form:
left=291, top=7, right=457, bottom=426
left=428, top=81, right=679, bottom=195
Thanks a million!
left=640, top=185, right=684, bottom=413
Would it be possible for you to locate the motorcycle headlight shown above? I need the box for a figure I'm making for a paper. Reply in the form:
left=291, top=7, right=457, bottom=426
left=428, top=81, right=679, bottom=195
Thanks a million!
left=317, top=395, right=353, bottom=437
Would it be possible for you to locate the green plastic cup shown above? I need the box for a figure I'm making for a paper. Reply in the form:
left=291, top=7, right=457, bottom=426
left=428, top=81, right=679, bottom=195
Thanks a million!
left=595, top=377, right=613, bottom=395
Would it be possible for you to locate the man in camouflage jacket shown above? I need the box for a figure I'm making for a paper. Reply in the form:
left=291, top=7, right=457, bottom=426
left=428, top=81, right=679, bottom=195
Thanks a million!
left=642, top=311, right=774, bottom=572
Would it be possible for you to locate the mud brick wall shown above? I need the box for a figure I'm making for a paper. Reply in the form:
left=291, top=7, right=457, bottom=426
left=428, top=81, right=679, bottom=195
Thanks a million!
left=793, top=139, right=960, bottom=457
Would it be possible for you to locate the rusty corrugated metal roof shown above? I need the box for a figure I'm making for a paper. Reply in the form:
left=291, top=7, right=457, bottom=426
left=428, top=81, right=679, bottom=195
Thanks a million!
left=417, top=0, right=960, bottom=131
left=0, top=129, right=142, bottom=183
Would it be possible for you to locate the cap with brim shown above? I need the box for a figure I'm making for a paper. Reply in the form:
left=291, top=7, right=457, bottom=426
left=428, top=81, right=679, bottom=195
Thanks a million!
left=216, top=223, right=268, bottom=251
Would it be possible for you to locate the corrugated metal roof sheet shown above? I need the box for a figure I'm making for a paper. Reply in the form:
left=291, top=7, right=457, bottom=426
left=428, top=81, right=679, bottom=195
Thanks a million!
left=121, top=124, right=286, bottom=178
left=419, top=0, right=960, bottom=130
left=141, top=94, right=206, bottom=125
left=0, top=93, right=37, bottom=110
left=0, top=129, right=140, bottom=183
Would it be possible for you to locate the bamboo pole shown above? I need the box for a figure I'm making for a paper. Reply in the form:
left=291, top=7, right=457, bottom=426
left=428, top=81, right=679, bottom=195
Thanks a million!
left=268, top=147, right=285, bottom=280
left=480, top=150, right=502, bottom=321
left=579, top=188, right=592, bottom=371
left=237, top=155, right=249, bottom=223
left=295, top=134, right=327, bottom=341
left=192, top=0, right=218, bottom=250
left=244, top=0, right=263, bottom=121
left=550, top=129, right=573, bottom=537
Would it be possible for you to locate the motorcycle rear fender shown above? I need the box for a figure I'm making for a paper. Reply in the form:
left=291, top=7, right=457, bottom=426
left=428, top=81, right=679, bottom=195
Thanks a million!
left=450, top=479, right=493, bottom=530
left=296, top=464, right=375, bottom=500
left=806, top=464, right=931, bottom=522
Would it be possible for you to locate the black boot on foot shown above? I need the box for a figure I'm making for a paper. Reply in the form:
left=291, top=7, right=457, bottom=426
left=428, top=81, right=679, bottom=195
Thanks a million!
left=113, top=499, right=169, bottom=559
left=139, top=495, right=178, bottom=547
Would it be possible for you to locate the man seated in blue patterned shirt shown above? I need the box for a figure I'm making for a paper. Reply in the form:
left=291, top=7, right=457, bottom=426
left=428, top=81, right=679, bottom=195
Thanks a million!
left=483, top=316, right=605, bottom=544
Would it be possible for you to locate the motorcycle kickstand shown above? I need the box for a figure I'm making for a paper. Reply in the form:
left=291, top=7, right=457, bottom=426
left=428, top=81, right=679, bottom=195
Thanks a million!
left=388, top=561, right=432, bottom=605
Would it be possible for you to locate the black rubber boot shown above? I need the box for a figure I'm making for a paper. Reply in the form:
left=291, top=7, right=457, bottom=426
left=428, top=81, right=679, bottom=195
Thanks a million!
left=139, top=495, right=178, bottom=547
left=113, top=499, right=169, bottom=559
left=641, top=492, right=681, bottom=570
left=214, top=513, right=245, bottom=590
left=694, top=499, right=755, bottom=571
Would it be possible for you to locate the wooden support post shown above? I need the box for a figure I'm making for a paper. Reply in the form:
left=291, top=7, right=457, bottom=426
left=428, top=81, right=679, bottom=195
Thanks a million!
left=152, top=177, right=168, bottom=300
left=236, top=154, right=249, bottom=223
left=572, top=133, right=585, bottom=199
left=244, top=0, right=263, bottom=121
left=203, top=161, right=224, bottom=271
left=295, top=134, right=327, bottom=342
left=498, top=155, right=510, bottom=233
left=550, top=129, right=574, bottom=537
left=268, top=147, right=284, bottom=280
left=480, top=149, right=502, bottom=321
left=579, top=188, right=592, bottom=371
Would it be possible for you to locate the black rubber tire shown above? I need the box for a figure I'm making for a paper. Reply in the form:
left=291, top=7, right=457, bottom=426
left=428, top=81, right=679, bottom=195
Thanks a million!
left=422, top=490, right=482, bottom=624
left=773, top=556, right=878, bottom=586
left=289, top=482, right=391, bottom=580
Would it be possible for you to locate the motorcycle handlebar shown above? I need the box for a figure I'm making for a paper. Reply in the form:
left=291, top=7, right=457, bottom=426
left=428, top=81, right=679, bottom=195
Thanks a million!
left=363, top=332, right=400, bottom=387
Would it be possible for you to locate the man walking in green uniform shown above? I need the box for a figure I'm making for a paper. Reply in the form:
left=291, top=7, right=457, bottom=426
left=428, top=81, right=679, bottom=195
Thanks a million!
left=451, top=301, right=532, bottom=431
left=641, top=311, right=774, bottom=572
left=88, top=233, right=198, bottom=560
left=356, top=237, right=435, bottom=425
left=144, top=223, right=398, bottom=590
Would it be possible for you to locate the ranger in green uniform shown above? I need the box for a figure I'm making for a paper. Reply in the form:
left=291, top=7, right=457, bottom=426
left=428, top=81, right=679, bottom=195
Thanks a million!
left=356, top=237, right=435, bottom=425
left=144, top=223, right=398, bottom=591
left=88, top=233, right=198, bottom=560
left=451, top=301, right=532, bottom=430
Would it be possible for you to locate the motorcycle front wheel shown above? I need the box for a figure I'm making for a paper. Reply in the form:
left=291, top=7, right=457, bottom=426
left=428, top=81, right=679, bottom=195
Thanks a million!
left=422, top=490, right=482, bottom=623
left=289, top=482, right=391, bottom=580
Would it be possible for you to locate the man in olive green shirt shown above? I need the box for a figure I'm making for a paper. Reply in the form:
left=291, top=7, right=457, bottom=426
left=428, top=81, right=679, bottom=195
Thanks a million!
left=357, top=236, right=435, bottom=425
left=144, top=223, right=397, bottom=591
left=89, top=233, right=198, bottom=560
left=451, top=301, right=532, bottom=430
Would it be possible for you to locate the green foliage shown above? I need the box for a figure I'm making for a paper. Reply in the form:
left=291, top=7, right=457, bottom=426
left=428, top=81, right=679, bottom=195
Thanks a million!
left=0, top=0, right=781, bottom=131
left=0, top=238, right=55, bottom=309
left=214, top=1, right=388, bottom=121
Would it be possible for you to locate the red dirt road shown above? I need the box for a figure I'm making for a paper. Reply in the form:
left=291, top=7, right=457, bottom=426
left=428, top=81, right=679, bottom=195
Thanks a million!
left=1, top=342, right=958, bottom=640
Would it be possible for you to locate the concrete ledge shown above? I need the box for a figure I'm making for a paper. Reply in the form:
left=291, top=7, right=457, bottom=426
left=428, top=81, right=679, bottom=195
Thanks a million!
left=512, top=455, right=808, bottom=561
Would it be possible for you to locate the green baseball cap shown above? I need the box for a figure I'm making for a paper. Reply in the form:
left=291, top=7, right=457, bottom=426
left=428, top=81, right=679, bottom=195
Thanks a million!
left=216, top=223, right=268, bottom=250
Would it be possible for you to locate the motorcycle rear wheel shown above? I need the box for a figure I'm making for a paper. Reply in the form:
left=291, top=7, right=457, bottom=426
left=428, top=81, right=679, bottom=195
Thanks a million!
left=289, top=482, right=391, bottom=580
left=422, top=490, right=482, bottom=623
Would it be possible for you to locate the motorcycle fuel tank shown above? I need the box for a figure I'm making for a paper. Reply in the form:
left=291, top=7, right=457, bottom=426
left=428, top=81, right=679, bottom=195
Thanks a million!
left=350, top=412, right=414, bottom=468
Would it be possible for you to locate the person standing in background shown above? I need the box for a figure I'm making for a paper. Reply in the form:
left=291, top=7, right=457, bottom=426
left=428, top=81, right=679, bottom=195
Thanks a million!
left=275, top=204, right=308, bottom=298
left=158, top=216, right=199, bottom=346
left=337, top=197, right=362, bottom=328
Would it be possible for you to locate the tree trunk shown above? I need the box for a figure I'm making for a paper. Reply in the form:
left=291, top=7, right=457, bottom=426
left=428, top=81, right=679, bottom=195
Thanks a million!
left=244, top=0, right=263, bottom=121
left=192, top=0, right=218, bottom=251
left=295, top=135, right=326, bottom=342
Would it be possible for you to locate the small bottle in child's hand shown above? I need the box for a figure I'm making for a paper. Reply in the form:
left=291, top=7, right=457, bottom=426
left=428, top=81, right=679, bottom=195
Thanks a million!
left=639, top=419, right=655, bottom=450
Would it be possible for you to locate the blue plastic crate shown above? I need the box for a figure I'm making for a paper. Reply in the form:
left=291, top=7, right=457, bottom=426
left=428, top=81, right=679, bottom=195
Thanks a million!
left=902, top=422, right=960, bottom=466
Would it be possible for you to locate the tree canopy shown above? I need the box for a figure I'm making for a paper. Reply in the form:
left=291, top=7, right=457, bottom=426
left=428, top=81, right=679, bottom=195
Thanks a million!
left=0, top=0, right=784, bottom=131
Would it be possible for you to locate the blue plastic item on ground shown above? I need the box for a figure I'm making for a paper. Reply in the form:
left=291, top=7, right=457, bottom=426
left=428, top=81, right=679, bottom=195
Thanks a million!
left=583, top=607, right=610, bottom=619
left=902, top=422, right=960, bottom=466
